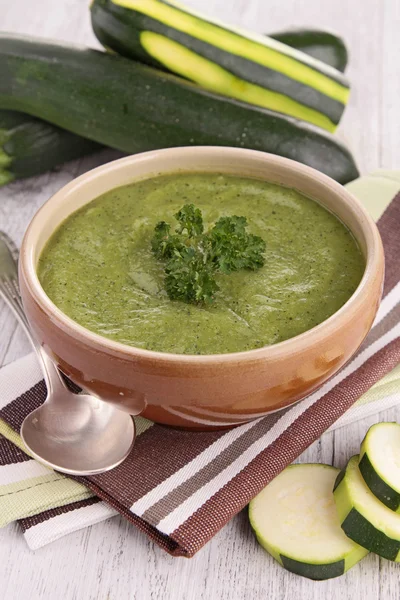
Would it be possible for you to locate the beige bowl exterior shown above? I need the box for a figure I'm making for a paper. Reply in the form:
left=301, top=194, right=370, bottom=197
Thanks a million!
left=19, top=147, right=384, bottom=430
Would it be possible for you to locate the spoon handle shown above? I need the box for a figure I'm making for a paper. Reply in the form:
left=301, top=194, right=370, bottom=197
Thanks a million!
left=0, top=232, right=67, bottom=393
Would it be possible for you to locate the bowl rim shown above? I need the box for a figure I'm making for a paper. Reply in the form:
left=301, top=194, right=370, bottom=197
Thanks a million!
left=20, top=146, right=384, bottom=365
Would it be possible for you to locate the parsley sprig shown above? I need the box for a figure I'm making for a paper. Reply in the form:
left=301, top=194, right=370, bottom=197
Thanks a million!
left=152, top=204, right=266, bottom=304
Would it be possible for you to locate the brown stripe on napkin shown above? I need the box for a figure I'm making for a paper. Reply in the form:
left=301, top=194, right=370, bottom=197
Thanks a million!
left=0, top=382, right=45, bottom=431
left=379, top=191, right=400, bottom=295
left=87, top=425, right=225, bottom=506
left=140, top=409, right=287, bottom=525
left=0, top=434, right=30, bottom=466
left=9, top=192, right=400, bottom=557
left=365, top=302, right=400, bottom=347
left=68, top=476, right=181, bottom=554
left=19, top=497, right=102, bottom=532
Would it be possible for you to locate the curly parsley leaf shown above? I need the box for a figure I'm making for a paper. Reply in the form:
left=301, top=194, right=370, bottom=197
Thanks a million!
left=165, top=247, right=218, bottom=304
left=151, top=221, right=183, bottom=259
left=174, top=204, right=204, bottom=237
left=151, top=204, right=265, bottom=304
left=210, top=216, right=266, bottom=273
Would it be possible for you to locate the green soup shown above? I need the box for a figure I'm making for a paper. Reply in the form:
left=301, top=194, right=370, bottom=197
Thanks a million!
left=38, top=173, right=365, bottom=354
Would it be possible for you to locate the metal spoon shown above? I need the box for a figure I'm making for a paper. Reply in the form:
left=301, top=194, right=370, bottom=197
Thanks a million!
left=0, top=232, right=135, bottom=475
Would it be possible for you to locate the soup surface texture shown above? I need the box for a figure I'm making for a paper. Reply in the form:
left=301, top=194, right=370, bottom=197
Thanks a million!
left=38, top=173, right=365, bottom=354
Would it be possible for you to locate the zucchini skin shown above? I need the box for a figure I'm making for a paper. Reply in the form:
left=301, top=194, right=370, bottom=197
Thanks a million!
left=0, top=110, right=101, bottom=185
left=280, top=555, right=344, bottom=581
left=90, top=0, right=349, bottom=131
left=0, top=35, right=359, bottom=185
left=269, top=29, right=348, bottom=73
left=359, top=452, right=400, bottom=512
left=341, top=508, right=400, bottom=561
left=334, top=456, right=400, bottom=561
left=358, top=423, right=400, bottom=511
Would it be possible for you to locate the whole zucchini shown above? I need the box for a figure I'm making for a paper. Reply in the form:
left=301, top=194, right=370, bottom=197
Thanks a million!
left=0, top=35, right=359, bottom=184
left=269, top=29, right=348, bottom=73
left=90, top=0, right=349, bottom=132
left=0, top=110, right=101, bottom=186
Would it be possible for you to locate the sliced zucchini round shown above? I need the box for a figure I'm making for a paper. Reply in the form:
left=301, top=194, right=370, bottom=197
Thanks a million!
left=359, top=423, right=400, bottom=511
left=249, top=464, right=368, bottom=580
left=334, top=455, right=400, bottom=561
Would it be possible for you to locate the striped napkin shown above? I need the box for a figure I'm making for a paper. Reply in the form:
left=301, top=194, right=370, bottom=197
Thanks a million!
left=0, top=171, right=399, bottom=555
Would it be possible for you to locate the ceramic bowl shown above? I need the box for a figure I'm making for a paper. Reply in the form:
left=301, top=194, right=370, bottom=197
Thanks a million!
left=19, top=147, right=384, bottom=430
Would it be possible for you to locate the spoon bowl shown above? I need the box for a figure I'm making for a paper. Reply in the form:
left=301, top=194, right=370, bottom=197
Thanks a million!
left=21, top=391, right=136, bottom=475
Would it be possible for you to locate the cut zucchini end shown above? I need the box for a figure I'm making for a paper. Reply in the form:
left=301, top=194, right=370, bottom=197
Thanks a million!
left=359, top=422, right=400, bottom=511
left=0, top=168, right=13, bottom=187
left=249, top=464, right=367, bottom=580
left=334, top=455, right=400, bottom=561
left=0, top=128, right=11, bottom=146
left=0, top=148, right=12, bottom=169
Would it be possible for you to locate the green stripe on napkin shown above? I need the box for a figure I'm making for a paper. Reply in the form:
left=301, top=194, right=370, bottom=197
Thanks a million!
left=0, top=417, right=153, bottom=526
left=344, top=170, right=400, bottom=407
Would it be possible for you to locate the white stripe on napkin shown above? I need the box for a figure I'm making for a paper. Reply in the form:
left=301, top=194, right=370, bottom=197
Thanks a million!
left=130, top=416, right=263, bottom=516
left=24, top=502, right=118, bottom=551
left=0, top=353, right=42, bottom=409
left=328, top=392, right=400, bottom=431
left=0, top=459, right=51, bottom=485
left=374, top=280, right=400, bottom=325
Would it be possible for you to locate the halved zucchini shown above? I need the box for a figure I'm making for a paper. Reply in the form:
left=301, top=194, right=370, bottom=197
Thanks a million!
left=91, top=0, right=350, bottom=132
left=249, top=464, right=368, bottom=580
left=359, top=423, right=400, bottom=511
left=334, top=455, right=400, bottom=561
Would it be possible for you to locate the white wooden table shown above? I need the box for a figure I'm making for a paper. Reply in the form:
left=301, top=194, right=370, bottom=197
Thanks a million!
left=1, top=1, right=399, bottom=598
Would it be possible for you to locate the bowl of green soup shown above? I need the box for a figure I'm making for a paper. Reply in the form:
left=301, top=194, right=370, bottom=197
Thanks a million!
left=19, top=147, right=384, bottom=430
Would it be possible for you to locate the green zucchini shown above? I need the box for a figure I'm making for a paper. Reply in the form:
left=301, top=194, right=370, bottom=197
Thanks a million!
left=334, top=455, right=400, bottom=561
left=0, top=35, right=359, bottom=185
left=269, top=29, right=348, bottom=73
left=359, top=423, right=400, bottom=511
left=249, top=464, right=368, bottom=580
left=0, top=110, right=102, bottom=186
left=90, top=0, right=350, bottom=132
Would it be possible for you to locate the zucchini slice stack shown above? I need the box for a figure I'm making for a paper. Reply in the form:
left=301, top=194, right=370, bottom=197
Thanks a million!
left=249, top=422, right=400, bottom=580
left=334, top=423, right=400, bottom=561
